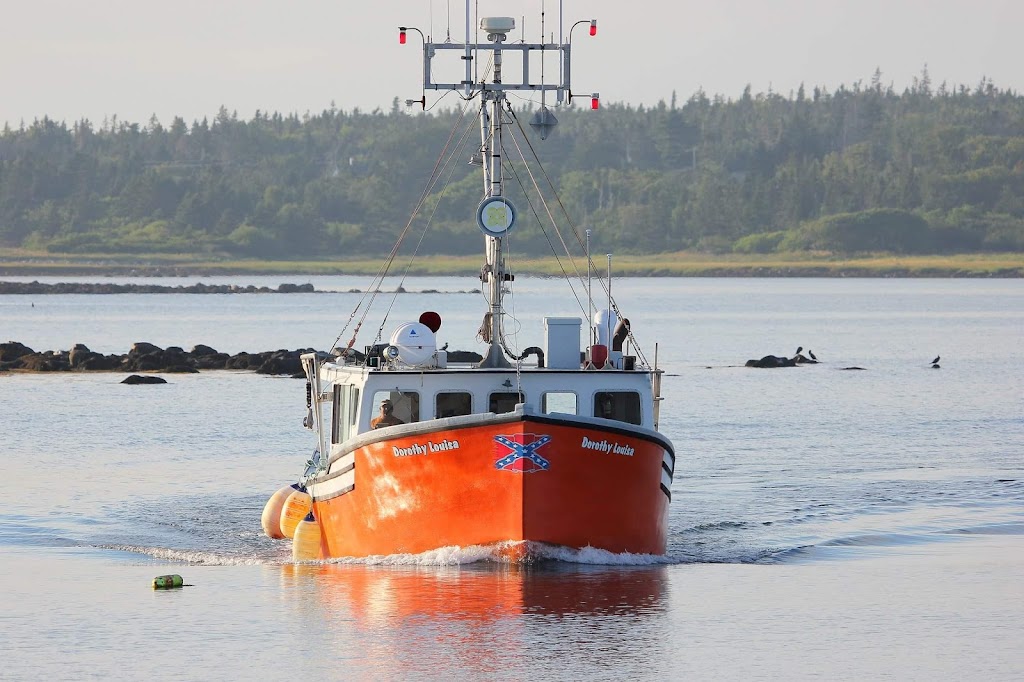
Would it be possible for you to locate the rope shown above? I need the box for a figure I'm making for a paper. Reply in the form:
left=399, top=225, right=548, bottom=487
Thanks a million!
left=374, top=101, right=482, bottom=342
left=502, top=114, right=588, bottom=318
left=328, top=101, right=474, bottom=357
left=507, top=108, right=652, bottom=369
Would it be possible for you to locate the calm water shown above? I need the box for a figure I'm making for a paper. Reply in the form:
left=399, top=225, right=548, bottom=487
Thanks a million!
left=2, top=277, right=1023, bottom=680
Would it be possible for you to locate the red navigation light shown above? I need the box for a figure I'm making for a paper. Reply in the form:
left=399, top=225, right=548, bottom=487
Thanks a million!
left=589, top=20, right=597, bottom=36
left=399, top=28, right=407, bottom=44
left=591, top=94, right=600, bottom=110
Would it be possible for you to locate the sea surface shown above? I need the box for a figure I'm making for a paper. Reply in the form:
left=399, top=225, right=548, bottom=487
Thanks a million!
left=1, top=276, right=1022, bottom=680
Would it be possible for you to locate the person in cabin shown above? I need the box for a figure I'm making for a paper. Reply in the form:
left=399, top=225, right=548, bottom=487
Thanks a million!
left=371, top=399, right=404, bottom=428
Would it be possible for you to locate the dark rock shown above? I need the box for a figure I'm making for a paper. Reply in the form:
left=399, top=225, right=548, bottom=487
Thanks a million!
left=129, top=342, right=163, bottom=357
left=16, top=352, right=70, bottom=371
left=225, top=352, right=255, bottom=370
left=121, top=374, right=168, bottom=384
left=190, top=344, right=219, bottom=357
left=333, top=347, right=366, bottom=362
left=131, top=354, right=167, bottom=371
left=448, top=350, right=484, bottom=363
left=68, top=344, right=93, bottom=368
left=79, top=354, right=124, bottom=371
left=0, top=341, right=35, bottom=363
left=192, top=352, right=229, bottom=369
left=159, top=348, right=190, bottom=367
left=744, top=355, right=797, bottom=368
left=256, top=350, right=303, bottom=375
left=277, top=283, right=315, bottom=293
left=164, top=364, right=200, bottom=373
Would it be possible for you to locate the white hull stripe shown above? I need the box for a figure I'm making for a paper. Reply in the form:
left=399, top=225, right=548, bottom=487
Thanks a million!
left=661, top=468, right=673, bottom=492
left=662, top=451, right=674, bottom=476
left=311, top=469, right=355, bottom=501
left=328, top=451, right=355, bottom=473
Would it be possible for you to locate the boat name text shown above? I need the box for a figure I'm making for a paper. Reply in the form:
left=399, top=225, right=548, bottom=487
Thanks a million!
left=393, top=439, right=461, bottom=457
left=581, top=436, right=634, bottom=457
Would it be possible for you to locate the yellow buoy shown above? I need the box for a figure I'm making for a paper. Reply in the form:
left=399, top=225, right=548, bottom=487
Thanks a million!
left=261, top=484, right=299, bottom=539
left=292, top=511, right=322, bottom=562
left=153, top=574, right=184, bottom=589
left=279, top=487, right=312, bottom=539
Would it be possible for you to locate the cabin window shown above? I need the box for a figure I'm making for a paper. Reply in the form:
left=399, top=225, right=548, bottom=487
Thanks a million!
left=370, top=389, right=420, bottom=429
left=489, top=391, right=524, bottom=415
left=436, top=391, right=472, bottom=418
left=332, top=385, right=360, bottom=443
left=542, top=391, right=577, bottom=415
left=594, top=391, right=642, bottom=425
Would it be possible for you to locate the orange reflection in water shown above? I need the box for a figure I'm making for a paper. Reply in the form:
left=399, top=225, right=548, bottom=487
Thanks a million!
left=280, top=562, right=669, bottom=676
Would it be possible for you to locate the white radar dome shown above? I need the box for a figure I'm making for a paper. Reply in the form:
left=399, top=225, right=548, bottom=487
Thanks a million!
left=389, top=322, right=437, bottom=367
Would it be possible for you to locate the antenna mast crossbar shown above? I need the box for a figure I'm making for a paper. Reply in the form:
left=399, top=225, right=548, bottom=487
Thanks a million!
left=420, top=43, right=572, bottom=94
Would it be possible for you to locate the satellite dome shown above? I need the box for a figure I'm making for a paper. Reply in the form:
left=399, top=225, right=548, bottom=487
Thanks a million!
left=389, top=322, right=437, bottom=367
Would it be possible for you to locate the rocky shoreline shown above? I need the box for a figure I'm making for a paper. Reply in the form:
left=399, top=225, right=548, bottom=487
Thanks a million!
left=0, top=340, right=312, bottom=376
left=0, top=281, right=485, bottom=294
left=0, top=341, right=484, bottom=377
left=1, top=282, right=317, bottom=294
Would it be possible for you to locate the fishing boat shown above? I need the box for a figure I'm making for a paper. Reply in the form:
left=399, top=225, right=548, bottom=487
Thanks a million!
left=265, top=5, right=675, bottom=561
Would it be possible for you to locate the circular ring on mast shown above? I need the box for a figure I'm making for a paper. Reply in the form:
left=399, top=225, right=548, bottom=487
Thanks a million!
left=476, top=197, right=517, bottom=238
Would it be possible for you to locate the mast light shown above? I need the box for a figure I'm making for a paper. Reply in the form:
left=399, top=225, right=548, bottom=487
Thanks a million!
left=399, top=27, right=407, bottom=44
left=590, top=20, right=598, bottom=36
left=591, top=93, right=600, bottom=110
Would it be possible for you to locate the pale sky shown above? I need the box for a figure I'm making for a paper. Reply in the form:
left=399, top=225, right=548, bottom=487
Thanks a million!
left=2, top=0, right=1020, bottom=127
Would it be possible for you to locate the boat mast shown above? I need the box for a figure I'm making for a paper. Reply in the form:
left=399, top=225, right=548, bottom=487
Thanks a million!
left=403, top=4, right=599, bottom=369
left=478, top=17, right=513, bottom=368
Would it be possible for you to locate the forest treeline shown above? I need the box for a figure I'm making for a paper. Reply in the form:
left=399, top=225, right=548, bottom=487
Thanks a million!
left=2, top=71, right=1023, bottom=258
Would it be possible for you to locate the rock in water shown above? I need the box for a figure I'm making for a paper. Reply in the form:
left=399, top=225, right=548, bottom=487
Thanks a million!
left=121, top=374, right=167, bottom=384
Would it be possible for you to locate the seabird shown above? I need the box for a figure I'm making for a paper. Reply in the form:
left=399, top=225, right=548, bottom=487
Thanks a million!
left=931, top=355, right=940, bottom=365
left=808, top=350, right=817, bottom=361
left=795, top=346, right=803, bottom=356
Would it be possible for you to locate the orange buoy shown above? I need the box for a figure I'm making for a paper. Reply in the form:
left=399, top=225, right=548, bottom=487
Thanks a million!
left=292, top=511, right=322, bottom=562
left=261, top=484, right=299, bottom=539
left=279, top=487, right=312, bottom=539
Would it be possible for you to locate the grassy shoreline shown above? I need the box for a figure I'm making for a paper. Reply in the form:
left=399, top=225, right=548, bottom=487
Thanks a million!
left=0, top=249, right=1021, bottom=278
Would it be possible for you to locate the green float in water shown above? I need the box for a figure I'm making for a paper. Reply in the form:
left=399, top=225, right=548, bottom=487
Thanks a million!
left=152, top=574, right=184, bottom=589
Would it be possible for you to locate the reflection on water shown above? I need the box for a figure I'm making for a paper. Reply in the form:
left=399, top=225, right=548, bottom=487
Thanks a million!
left=278, top=563, right=669, bottom=677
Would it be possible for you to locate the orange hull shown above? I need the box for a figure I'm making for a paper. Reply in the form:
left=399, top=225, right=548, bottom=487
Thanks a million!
left=311, top=415, right=673, bottom=559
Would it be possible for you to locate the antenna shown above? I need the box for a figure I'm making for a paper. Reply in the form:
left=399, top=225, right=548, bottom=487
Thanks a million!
left=606, top=253, right=612, bottom=366
left=464, top=0, right=472, bottom=95
left=586, top=229, right=593, bottom=347
left=540, top=0, right=546, bottom=109
left=558, top=0, right=564, bottom=104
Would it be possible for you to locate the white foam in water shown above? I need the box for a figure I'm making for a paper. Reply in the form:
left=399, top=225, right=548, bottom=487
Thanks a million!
left=99, top=544, right=289, bottom=566
left=102, top=541, right=678, bottom=567
left=324, top=542, right=675, bottom=567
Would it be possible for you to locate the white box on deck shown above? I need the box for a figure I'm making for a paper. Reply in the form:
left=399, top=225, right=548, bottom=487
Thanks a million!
left=544, top=317, right=582, bottom=369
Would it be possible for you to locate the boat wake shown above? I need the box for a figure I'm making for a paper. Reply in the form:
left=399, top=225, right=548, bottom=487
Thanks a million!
left=94, top=543, right=292, bottom=566
left=324, top=542, right=673, bottom=567
left=93, top=540, right=674, bottom=567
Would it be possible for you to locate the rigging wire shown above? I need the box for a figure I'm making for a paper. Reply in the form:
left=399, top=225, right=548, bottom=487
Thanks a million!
left=499, top=116, right=588, bottom=318
left=374, top=102, right=482, bottom=342
left=328, top=100, right=475, bottom=356
left=506, top=107, right=651, bottom=368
